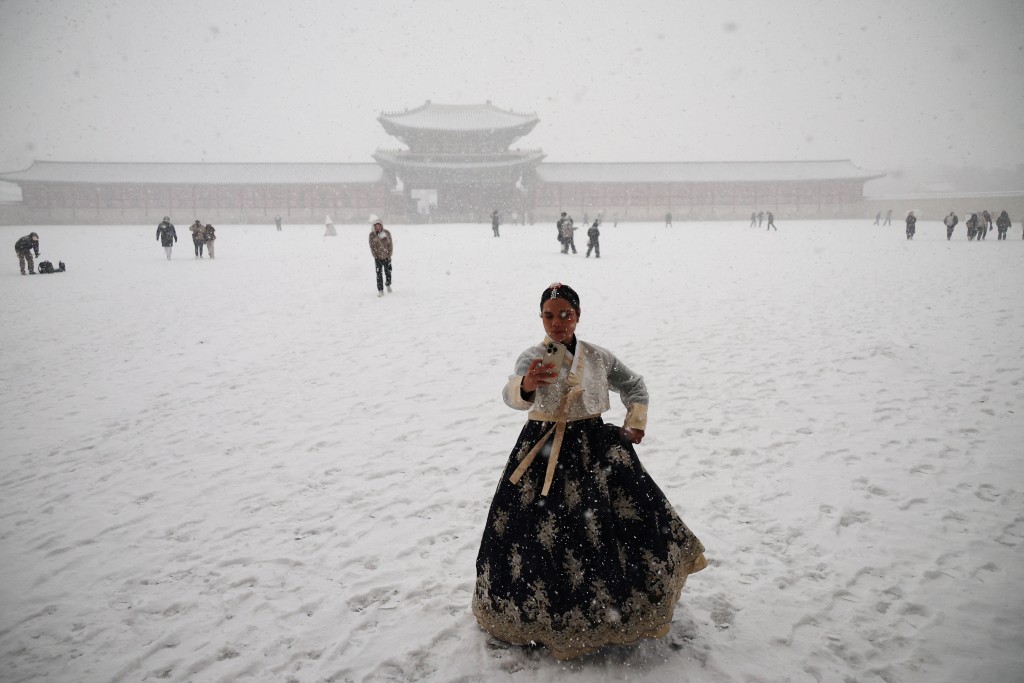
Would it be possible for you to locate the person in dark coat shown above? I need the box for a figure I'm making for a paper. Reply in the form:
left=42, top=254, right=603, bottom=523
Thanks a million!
left=14, top=232, right=40, bottom=275
left=491, top=210, right=501, bottom=237
left=766, top=211, right=777, bottom=231
left=943, top=212, right=958, bottom=240
left=275, top=215, right=282, bottom=231
left=874, top=211, right=881, bottom=225
left=905, top=211, right=917, bottom=240
left=884, top=209, right=892, bottom=225
left=368, top=215, right=393, bottom=297
left=156, top=217, right=177, bottom=260
left=190, top=219, right=207, bottom=258
left=664, top=211, right=672, bottom=228
left=995, top=210, right=1011, bottom=240
left=585, top=220, right=600, bottom=258
left=757, top=211, right=764, bottom=227
left=751, top=212, right=757, bottom=227
left=966, top=213, right=978, bottom=240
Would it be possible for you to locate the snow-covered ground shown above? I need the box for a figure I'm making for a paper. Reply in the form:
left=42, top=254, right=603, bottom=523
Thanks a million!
left=1, top=219, right=1022, bottom=683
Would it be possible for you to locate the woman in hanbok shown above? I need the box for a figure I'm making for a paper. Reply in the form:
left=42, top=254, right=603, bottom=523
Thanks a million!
left=472, top=283, right=707, bottom=660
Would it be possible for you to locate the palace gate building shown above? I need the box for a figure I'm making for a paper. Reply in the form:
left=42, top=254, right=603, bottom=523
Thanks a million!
left=0, top=101, right=883, bottom=225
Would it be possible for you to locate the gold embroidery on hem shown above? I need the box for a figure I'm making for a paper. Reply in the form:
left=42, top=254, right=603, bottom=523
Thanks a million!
left=472, top=553, right=707, bottom=659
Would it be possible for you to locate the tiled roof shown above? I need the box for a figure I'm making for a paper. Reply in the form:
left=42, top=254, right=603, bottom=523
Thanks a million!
left=378, top=101, right=539, bottom=132
left=0, top=161, right=383, bottom=184
left=373, top=150, right=545, bottom=170
left=535, top=160, right=884, bottom=183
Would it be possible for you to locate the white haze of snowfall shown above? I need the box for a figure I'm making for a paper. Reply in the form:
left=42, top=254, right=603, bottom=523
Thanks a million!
left=2, top=1, right=1024, bottom=180
left=1, top=220, right=1022, bottom=683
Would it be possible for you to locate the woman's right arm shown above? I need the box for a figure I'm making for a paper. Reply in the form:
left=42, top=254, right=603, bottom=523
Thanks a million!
left=503, top=350, right=543, bottom=410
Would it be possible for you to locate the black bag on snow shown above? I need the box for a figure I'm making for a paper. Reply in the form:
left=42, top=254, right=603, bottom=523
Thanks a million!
left=37, top=260, right=66, bottom=274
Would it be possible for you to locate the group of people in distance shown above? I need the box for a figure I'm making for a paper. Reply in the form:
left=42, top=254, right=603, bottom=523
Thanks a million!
left=887, top=208, right=1019, bottom=241
left=749, top=211, right=777, bottom=230
left=940, top=210, right=1015, bottom=241
left=555, top=212, right=601, bottom=257
left=155, top=217, right=217, bottom=259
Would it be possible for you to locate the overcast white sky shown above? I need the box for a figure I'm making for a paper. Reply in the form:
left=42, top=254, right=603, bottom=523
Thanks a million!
left=1, top=0, right=1022, bottom=176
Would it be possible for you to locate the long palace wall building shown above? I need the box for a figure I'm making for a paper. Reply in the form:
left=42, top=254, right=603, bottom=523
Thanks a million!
left=0, top=101, right=885, bottom=225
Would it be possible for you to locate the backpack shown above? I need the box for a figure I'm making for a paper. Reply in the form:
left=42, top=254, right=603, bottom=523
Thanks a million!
left=37, top=260, right=65, bottom=274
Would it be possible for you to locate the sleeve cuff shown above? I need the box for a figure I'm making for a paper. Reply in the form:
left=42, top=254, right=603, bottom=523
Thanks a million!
left=624, top=403, right=648, bottom=431
left=506, top=376, right=535, bottom=410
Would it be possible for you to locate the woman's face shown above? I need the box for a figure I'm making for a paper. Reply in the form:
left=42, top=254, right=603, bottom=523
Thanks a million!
left=541, top=298, right=579, bottom=344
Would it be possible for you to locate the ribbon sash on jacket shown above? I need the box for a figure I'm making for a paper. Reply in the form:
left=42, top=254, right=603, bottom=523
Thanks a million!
left=509, top=385, right=585, bottom=497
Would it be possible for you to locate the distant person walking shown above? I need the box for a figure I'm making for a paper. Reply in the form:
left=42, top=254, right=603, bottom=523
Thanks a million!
left=982, top=210, right=993, bottom=239
left=368, top=215, right=393, bottom=297
left=586, top=219, right=601, bottom=258
left=204, top=224, right=216, bottom=258
left=665, top=212, right=672, bottom=228
left=977, top=211, right=989, bottom=240
left=943, top=211, right=958, bottom=240
left=491, top=210, right=501, bottom=237
left=156, top=216, right=177, bottom=260
left=883, top=209, right=892, bottom=226
left=766, top=211, right=777, bottom=231
left=190, top=219, right=207, bottom=258
left=966, top=213, right=979, bottom=240
left=996, top=210, right=1011, bottom=240
left=751, top=212, right=757, bottom=227
left=556, top=212, right=569, bottom=252
left=874, top=211, right=881, bottom=226
left=560, top=216, right=578, bottom=254
left=14, top=232, right=40, bottom=275
left=757, top=211, right=764, bottom=227
left=905, top=211, right=917, bottom=240
left=275, top=215, right=282, bottom=231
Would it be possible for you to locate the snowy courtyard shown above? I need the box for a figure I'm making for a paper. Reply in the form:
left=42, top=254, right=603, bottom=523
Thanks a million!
left=1, top=219, right=1022, bottom=682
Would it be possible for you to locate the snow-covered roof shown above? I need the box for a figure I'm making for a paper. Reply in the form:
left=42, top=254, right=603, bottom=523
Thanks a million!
left=373, top=150, right=546, bottom=171
left=535, top=160, right=884, bottom=183
left=378, top=101, right=539, bottom=133
left=0, top=161, right=384, bottom=184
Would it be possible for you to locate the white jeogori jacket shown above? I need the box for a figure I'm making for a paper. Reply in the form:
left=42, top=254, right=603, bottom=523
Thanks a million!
left=503, top=336, right=649, bottom=430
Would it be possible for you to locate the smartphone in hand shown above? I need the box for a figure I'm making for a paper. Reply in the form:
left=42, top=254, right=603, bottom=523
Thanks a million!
left=541, top=342, right=567, bottom=373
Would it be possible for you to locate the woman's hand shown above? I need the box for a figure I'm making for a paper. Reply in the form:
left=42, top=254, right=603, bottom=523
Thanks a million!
left=621, top=427, right=645, bottom=445
left=521, top=358, right=558, bottom=393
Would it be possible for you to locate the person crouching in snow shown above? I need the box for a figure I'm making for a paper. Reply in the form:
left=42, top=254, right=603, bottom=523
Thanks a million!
left=368, top=216, right=393, bottom=297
